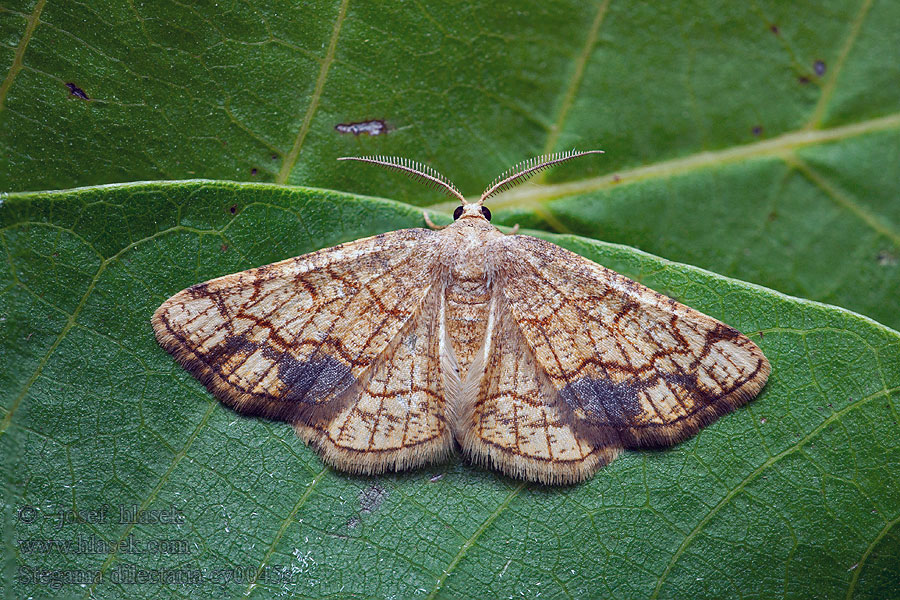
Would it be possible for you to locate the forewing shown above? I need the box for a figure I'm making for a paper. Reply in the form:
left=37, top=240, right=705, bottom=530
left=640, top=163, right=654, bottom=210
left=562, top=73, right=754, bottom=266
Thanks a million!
left=463, top=235, right=770, bottom=484
left=153, top=228, right=452, bottom=472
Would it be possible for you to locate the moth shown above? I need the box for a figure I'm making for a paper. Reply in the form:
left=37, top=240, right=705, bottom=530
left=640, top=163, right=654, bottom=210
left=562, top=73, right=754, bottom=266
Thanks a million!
left=153, top=150, right=770, bottom=484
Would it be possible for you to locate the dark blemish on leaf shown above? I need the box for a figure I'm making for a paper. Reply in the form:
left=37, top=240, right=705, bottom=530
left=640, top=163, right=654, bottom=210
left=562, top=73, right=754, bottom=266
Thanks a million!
left=250, top=168, right=258, bottom=176
left=769, top=24, right=779, bottom=34
left=798, top=76, right=810, bottom=84
left=65, top=82, right=90, bottom=100
left=814, top=60, right=826, bottom=76
left=346, top=516, right=360, bottom=529
left=271, top=154, right=278, bottom=160
left=220, top=243, right=229, bottom=253
left=229, top=204, right=237, bottom=215
left=760, top=417, right=767, bottom=424
left=768, top=210, right=778, bottom=221
left=358, top=484, right=387, bottom=514
left=335, top=119, right=389, bottom=136
left=429, top=473, right=445, bottom=483
left=752, top=125, right=763, bottom=136
left=876, top=250, right=897, bottom=266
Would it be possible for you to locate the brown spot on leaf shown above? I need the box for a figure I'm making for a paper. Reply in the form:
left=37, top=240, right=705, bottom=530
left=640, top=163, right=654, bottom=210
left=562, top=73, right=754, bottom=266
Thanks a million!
left=877, top=250, right=897, bottom=266
left=335, top=119, right=389, bottom=136
left=769, top=24, right=779, bottom=34
left=65, top=82, right=90, bottom=100
left=358, top=484, right=387, bottom=514
left=250, top=168, right=258, bottom=176
left=798, top=76, right=810, bottom=84
left=220, top=243, right=229, bottom=253
left=229, top=204, right=238, bottom=215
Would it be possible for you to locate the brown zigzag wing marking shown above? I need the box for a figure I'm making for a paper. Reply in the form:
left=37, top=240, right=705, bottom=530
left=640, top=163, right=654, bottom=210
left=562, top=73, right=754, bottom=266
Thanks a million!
left=457, top=295, right=622, bottom=485
left=152, top=228, right=452, bottom=472
left=468, top=235, right=770, bottom=482
left=313, top=285, right=453, bottom=473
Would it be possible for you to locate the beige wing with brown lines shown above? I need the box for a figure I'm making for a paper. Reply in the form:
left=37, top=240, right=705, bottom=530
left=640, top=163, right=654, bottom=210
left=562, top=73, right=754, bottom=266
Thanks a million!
left=459, top=235, right=770, bottom=485
left=152, top=229, right=453, bottom=474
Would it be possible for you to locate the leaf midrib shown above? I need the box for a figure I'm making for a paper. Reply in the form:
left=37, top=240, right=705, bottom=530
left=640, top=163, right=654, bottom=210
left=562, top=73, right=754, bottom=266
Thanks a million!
left=423, top=112, right=900, bottom=218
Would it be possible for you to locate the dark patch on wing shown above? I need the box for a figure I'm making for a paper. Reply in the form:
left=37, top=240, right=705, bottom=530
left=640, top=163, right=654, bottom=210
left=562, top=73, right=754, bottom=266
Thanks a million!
left=560, top=376, right=643, bottom=427
left=198, top=333, right=355, bottom=423
left=273, top=349, right=355, bottom=405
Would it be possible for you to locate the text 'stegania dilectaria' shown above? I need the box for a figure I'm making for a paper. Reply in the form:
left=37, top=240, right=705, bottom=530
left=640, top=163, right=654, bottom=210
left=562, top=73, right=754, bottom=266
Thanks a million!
left=152, top=151, right=770, bottom=484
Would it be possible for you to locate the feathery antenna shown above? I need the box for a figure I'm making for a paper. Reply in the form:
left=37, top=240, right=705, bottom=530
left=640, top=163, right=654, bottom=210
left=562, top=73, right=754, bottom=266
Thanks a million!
left=337, top=155, right=467, bottom=204
left=479, top=149, right=604, bottom=204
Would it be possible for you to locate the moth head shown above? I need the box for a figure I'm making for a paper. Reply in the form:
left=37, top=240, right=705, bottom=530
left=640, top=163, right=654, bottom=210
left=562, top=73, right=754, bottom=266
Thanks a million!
left=454, top=203, right=491, bottom=221
left=337, top=150, right=603, bottom=223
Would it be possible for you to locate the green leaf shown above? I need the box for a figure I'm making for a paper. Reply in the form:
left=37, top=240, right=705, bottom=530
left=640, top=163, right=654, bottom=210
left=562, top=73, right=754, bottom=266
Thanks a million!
left=1, top=1, right=898, bottom=330
left=3, top=182, right=899, bottom=599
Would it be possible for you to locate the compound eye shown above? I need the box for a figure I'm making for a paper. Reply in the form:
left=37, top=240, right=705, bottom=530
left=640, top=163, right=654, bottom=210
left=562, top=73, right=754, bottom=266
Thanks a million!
left=453, top=205, right=464, bottom=220
left=481, top=206, right=492, bottom=221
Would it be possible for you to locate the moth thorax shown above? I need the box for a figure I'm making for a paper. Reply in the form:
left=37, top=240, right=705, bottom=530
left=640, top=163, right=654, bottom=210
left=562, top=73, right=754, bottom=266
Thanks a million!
left=449, top=253, right=488, bottom=285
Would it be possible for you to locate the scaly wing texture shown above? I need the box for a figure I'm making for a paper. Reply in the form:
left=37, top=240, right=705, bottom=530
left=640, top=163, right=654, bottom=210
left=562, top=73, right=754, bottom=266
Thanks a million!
left=152, top=229, right=452, bottom=473
left=458, top=297, right=623, bottom=485
left=461, top=235, right=770, bottom=484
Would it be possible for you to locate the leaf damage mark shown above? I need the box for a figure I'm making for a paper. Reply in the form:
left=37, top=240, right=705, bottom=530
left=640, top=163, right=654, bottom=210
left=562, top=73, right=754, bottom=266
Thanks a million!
left=65, top=82, right=90, bottom=100
left=358, top=484, right=387, bottom=514
left=250, top=168, right=258, bottom=176
left=335, top=119, right=389, bottom=137
left=429, top=473, right=445, bottom=483
left=229, top=204, right=238, bottom=215
left=814, top=60, right=826, bottom=76
left=876, top=250, right=897, bottom=266
left=769, top=24, right=779, bottom=34
left=752, top=125, right=763, bottom=136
